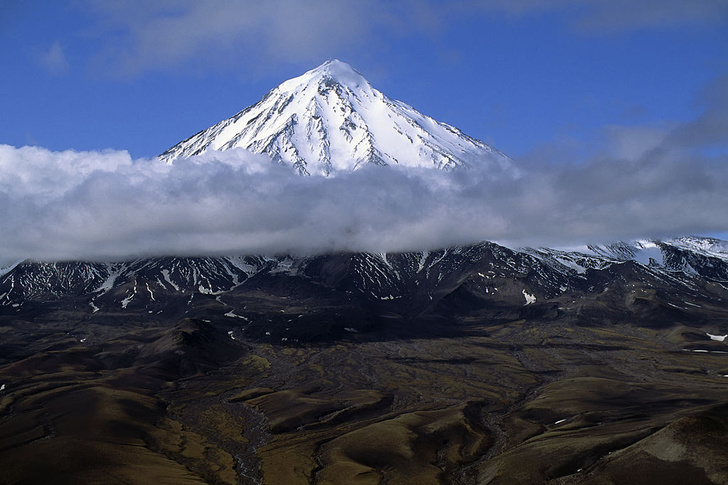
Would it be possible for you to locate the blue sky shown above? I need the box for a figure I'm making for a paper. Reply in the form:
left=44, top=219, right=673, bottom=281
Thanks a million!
left=2, top=0, right=725, bottom=159
left=1, top=1, right=727, bottom=261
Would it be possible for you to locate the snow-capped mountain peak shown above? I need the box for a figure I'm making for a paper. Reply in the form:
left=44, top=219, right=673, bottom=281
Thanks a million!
left=159, top=59, right=513, bottom=176
left=279, top=58, right=369, bottom=93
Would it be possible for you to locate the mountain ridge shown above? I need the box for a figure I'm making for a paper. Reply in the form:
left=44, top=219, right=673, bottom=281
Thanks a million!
left=3, top=237, right=727, bottom=329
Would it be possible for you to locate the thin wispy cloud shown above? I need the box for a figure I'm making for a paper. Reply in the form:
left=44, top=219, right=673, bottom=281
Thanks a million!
left=569, top=0, right=728, bottom=32
left=39, top=41, right=69, bottom=74
left=82, top=0, right=397, bottom=76
left=669, top=74, right=728, bottom=150
left=77, top=0, right=727, bottom=77
left=461, top=0, right=728, bottom=31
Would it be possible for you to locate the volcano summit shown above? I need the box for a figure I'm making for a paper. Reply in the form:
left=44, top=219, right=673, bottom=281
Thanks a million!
left=160, top=59, right=512, bottom=176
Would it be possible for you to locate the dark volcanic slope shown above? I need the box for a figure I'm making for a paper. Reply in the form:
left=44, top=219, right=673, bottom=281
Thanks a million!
left=1, top=240, right=728, bottom=484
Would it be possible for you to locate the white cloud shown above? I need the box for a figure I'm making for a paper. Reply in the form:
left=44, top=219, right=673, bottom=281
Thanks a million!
left=601, top=124, right=670, bottom=161
left=39, top=41, right=69, bottom=74
left=1, top=126, right=727, bottom=265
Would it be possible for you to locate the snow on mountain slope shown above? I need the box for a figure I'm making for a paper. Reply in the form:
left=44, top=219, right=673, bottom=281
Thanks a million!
left=0, top=256, right=284, bottom=310
left=4, top=236, right=727, bottom=316
left=159, top=59, right=513, bottom=176
left=527, top=237, right=728, bottom=282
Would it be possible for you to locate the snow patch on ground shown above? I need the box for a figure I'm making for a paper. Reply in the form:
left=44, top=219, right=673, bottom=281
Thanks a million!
left=707, top=333, right=727, bottom=342
left=160, top=269, right=180, bottom=291
left=146, top=283, right=156, bottom=301
left=417, top=251, right=430, bottom=273
left=522, top=289, right=536, bottom=305
left=0, top=261, right=21, bottom=278
left=121, top=295, right=133, bottom=309
left=121, top=282, right=137, bottom=309
left=553, top=255, right=588, bottom=274
left=198, top=284, right=223, bottom=295
left=269, top=257, right=296, bottom=274
left=225, top=311, right=249, bottom=320
left=96, top=267, right=121, bottom=295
